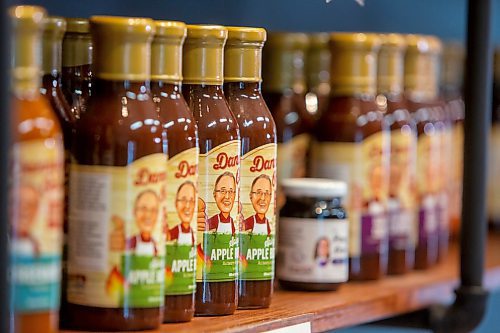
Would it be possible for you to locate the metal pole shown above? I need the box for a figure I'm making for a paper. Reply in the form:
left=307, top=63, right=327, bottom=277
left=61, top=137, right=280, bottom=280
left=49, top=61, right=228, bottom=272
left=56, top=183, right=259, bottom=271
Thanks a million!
left=461, top=0, right=493, bottom=288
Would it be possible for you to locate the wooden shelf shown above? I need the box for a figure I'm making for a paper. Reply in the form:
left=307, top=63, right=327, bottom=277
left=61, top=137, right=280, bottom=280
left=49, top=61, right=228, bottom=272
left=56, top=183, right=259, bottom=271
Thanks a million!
left=63, top=233, right=500, bottom=333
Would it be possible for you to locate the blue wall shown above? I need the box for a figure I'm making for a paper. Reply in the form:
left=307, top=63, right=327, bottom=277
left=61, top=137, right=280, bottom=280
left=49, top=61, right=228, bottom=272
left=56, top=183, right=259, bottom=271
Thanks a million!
left=8, top=0, right=500, bottom=44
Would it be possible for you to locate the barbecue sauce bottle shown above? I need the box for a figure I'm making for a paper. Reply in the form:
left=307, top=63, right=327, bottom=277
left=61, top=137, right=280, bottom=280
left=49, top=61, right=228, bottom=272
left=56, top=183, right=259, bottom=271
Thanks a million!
left=9, top=6, right=65, bottom=333
left=151, top=20, right=199, bottom=323
left=182, top=25, right=240, bottom=316
left=61, top=18, right=93, bottom=118
left=441, top=42, right=465, bottom=238
left=65, top=16, right=165, bottom=331
left=311, top=33, right=390, bottom=281
left=405, top=35, right=443, bottom=269
left=262, top=33, right=313, bottom=193
left=377, top=34, right=417, bottom=275
left=306, top=32, right=331, bottom=119
left=224, top=26, right=277, bottom=309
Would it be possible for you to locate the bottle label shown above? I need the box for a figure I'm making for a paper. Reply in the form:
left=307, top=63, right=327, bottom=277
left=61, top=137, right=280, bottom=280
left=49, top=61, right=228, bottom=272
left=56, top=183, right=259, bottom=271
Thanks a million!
left=388, top=128, right=417, bottom=251
left=165, top=147, right=199, bottom=296
left=196, top=140, right=240, bottom=282
left=277, top=133, right=310, bottom=182
left=67, top=153, right=167, bottom=308
left=488, top=124, right=500, bottom=221
left=10, top=139, right=64, bottom=312
left=310, top=131, right=390, bottom=258
left=277, top=218, right=348, bottom=283
left=239, top=143, right=277, bottom=281
left=417, top=131, right=440, bottom=246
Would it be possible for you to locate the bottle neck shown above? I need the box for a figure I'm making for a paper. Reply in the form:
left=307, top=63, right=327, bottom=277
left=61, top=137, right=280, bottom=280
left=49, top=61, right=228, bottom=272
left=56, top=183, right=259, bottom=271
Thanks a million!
left=11, top=28, right=41, bottom=96
left=92, top=78, right=151, bottom=97
left=42, top=38, right=62, bottom=75
left=62, top=33, right=93, bottom=68
left=151, top=39, right=183, bottom=83
left=224, top=81, right=261, bottom=96
left=151, top=81, right=182, bottom=95
left=263, top=48, right=306, bottom=94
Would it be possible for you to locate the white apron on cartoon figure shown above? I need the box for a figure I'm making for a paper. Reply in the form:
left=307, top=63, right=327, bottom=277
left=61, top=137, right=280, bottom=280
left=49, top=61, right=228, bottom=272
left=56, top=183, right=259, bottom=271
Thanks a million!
left=134, top=235, right=156, bottom=256
left=252, top=216, right=268, bottom=235
left=12, top=237, right=37, bottom=257
left=216, top=215, right=233, bottom=234
left=177, top=225, right=193, bottom=245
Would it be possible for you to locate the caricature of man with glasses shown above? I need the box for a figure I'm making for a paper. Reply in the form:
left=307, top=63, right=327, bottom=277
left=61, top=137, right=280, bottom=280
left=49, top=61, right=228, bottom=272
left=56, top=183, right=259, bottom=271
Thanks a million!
left=243, top=175, right=272, bottom=236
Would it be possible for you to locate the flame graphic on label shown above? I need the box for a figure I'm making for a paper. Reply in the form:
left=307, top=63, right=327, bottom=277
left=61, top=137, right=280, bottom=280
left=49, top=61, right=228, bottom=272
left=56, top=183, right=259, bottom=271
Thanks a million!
left=106, top=266, right=125, bottom=297
left=239, top=253, right=248, bottom=271
left=165, top=266, right=174, bottom=288
left=197, top=244, right=212, bottom=272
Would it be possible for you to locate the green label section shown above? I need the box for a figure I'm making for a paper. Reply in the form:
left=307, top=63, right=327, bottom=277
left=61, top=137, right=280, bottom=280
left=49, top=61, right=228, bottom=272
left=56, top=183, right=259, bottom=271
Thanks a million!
left=239, top=234, right=275, bottom=281
left=121, top=255, right=164, bottom=308
left=199, top=233, right=238, bottom=282
left=165, top=244, right=196, bottom=295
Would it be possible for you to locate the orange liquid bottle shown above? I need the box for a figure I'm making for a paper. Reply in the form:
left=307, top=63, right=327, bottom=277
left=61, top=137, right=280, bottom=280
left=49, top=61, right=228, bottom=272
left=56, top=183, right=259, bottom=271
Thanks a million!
left=9, top=6, right=65, bottom=333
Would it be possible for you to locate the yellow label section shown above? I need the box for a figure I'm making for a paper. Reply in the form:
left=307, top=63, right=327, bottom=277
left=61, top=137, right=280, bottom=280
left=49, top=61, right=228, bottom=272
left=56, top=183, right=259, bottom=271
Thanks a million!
left=196, top=140, right=241, bottom=282
left=11, top=139, right=64, bottom=258
left=67, top=153, right=167, bottom=308
left=166, top=147, right=199, bottom=242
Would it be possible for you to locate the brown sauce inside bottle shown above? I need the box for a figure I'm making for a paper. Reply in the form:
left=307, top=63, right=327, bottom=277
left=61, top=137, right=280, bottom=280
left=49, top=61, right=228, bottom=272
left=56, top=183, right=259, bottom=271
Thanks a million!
left=65, top=17, right=163, bottom=331
left=151, top=20, right=197, bottom=324
left=184, top=83, right=239, bottom=315
left=61, top=18, right=93, bottom=118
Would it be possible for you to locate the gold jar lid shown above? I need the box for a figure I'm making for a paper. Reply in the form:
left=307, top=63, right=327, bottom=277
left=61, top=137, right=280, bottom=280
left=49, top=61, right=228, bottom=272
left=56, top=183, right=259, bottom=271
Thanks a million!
left=10, top=5, right=46, bottom=93
left=42, top=17, right=66, bottom=75
left=224, top=26, right=266, bottom=83
left=329, top=32, right=381, bottom=96
left=63, top=18, right=92, bottom=67
left=377, top=33, right=406, bottom=95
left=151, top=21, right=186, bottom=83
left=404, top=34, right=443, bottom=101
left=90, top=16, right=155, bottom=81
left=441, top=41, right=465, bottom=92
left=262, top=32, right=309, bottom=93
left=306, top=32, right=330, bottom=94
left=183, top=24, right=227, bottom=85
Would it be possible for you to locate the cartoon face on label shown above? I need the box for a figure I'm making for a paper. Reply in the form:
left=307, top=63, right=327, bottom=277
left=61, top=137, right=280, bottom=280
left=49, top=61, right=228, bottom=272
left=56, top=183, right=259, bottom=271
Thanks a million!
left=213, top=172, right=237, bottom=216
left=176, top=181, right=196, bottom=226
left=250, top=175, right=272, bottom=217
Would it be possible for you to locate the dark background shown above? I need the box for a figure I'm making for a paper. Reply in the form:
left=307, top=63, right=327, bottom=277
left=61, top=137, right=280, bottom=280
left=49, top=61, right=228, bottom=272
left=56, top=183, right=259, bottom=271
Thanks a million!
left=7, top=0, right=500, bottom=45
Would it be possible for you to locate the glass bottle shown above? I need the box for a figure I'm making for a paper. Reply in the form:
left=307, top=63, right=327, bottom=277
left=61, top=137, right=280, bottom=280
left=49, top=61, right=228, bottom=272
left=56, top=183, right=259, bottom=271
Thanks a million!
left=151, top=20, right=198, bottom=323
left=306, top=32, right=331, bottom=119
left=61, top=18, right=93, bottom=118
left=9, top=6, right=65, bottom=333
left=65, top=16, right=165, bottom=331
left=224, top=26, right=277, bottom=309
left=182, top=25, right=240, bottom=316
left=311, top=33, right=390, bottom=281
left=377, top=34, right=417, bottom=275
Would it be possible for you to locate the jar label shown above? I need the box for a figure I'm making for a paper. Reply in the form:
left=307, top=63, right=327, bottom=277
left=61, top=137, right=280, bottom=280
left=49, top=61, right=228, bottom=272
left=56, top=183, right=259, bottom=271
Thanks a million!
left=277, top=218, right=348, bottom=283
left=196, top=140, right=240, bottom=282
left=277, top=133, right=310, bottom=182
left=488, top=124, right=500, bottom=221
left=165, top=147, right=199, bottom=295
left=239, top=143, right=277, bottom=281
left=10, top=139, right=64, bottom=312
left=388, top=128, right=417, bottom=251
left=67, top=153, right=167, bottom=308
left=417, top=130, right=441, bottom=246
left=310, top=131, right=390, bottom=258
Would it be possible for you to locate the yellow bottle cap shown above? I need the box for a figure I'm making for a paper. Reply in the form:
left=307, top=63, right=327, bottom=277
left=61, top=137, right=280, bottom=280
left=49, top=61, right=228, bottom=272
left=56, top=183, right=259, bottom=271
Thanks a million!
left=329, top=32, right=381, bottom=96
left=42, top=17, right=66, bottom=75
left=224, top=26, right=266, bottom=83
left=9, top=5, right=46, bottom=93
left=262, top=32, right=309, bottom=93
left=90, top=16, right=155, bottom=81
left=183, top=25, right=227, bottom=85
left=306, top=32, right=331, bottom=94
left=377, top=33, right=406, bottom=95
left=441, top=41, right=465, bottom=92
left=63, top=18, right=92, bottom=67
left=151, top=21, right=186, bottom=83
left=404, top=34, right=443, bottom=101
